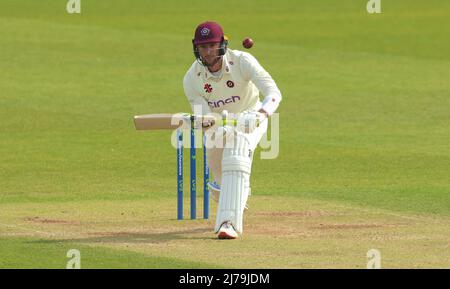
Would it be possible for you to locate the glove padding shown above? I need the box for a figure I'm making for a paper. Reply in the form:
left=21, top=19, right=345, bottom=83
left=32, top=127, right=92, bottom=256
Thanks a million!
left=237, top=111, right=265, bottom=134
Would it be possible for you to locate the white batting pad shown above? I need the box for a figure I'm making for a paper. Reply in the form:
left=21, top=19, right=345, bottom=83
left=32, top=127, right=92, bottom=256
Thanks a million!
left=214, top=133, right=252, bottom=234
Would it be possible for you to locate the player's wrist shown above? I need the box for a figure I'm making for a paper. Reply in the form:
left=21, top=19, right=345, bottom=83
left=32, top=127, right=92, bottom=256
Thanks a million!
left=258, top=109, right=268, bottom=118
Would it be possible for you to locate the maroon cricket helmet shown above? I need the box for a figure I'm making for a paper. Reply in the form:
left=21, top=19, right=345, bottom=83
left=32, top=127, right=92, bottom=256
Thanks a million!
left=193, top=21, right=224, bottom=45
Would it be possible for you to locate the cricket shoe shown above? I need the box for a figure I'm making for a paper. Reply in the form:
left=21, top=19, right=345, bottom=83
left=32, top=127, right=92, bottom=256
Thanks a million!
left=217, top=221, right=238, bottom=239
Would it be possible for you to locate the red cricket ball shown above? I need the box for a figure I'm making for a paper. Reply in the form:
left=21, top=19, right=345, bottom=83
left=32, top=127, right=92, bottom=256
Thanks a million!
left=242, top=37, right=254, bottom=49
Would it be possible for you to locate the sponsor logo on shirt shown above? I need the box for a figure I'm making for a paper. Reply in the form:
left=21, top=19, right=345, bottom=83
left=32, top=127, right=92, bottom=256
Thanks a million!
left=208, top=96, right=241, bottom=108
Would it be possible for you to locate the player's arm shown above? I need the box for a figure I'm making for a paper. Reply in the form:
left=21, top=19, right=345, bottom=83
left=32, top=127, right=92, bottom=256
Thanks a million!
left=240, top=53, right=282, bottom=117
left=183, top=73, right=215, bottom=128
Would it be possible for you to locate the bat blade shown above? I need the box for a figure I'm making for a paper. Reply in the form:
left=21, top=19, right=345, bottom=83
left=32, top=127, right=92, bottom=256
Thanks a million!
left=134, top=113, right=185, bottom=130
left=133, top=113, right=216, bottom=130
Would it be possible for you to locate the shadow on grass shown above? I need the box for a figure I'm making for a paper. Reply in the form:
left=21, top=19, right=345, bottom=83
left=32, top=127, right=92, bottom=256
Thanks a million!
left=30, top=227, right=214, bottom=244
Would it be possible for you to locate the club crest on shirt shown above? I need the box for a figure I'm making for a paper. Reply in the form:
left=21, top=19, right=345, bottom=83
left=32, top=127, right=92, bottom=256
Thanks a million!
left=226, top=80, right=235, bottom=88
left=204, top=83, right=213, bottom=93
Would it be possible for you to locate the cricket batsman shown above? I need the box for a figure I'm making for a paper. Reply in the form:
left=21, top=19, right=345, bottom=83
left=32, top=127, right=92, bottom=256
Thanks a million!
left=183, top=21, right=282, bottom=239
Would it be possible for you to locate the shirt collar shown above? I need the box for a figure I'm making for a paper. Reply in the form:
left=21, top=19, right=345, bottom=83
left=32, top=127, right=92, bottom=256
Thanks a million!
left=203, top=52, right=231, bottom=80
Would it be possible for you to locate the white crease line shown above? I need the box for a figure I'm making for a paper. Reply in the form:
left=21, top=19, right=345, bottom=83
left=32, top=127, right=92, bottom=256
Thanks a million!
left=0, top=222, right=67, bottom=238
left=0, top=222, right=56, bottom=236
left=325, top=203, right=450, bottom=224
left=283, top=196, right=450, bottom=224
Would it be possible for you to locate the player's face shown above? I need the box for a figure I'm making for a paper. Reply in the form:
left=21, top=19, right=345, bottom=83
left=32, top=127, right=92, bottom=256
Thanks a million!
left=197, top=42, right=221, bottom=66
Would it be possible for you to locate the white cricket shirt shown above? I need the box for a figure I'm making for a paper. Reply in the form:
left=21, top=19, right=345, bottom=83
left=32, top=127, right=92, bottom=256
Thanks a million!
left=183, top=49, right=282, bottom=116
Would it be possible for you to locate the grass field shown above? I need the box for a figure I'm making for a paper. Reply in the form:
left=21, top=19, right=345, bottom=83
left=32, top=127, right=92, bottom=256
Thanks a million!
left=1, top=0, right=449, bottom=268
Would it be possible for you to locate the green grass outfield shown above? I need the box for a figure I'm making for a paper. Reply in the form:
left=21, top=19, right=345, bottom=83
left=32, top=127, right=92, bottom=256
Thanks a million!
left=1, top=0, right=449, bottom=268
